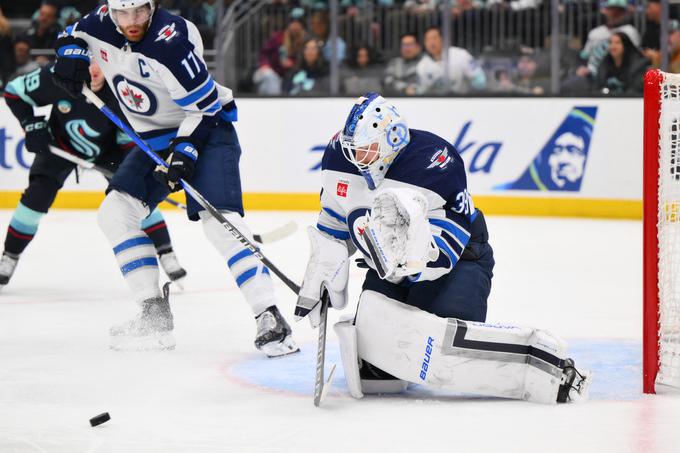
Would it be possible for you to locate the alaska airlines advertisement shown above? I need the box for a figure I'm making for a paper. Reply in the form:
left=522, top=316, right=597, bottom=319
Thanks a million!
left=0, top=98, right=642, bottom=206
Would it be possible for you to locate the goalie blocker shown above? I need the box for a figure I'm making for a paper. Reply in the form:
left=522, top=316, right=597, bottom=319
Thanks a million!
left=336, top=290, right=592, bottom=403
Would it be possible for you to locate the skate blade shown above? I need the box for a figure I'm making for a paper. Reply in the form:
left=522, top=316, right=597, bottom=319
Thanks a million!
left=260, top=335, right=300, bottom=358
left=110, top=331, right=176, bottom=352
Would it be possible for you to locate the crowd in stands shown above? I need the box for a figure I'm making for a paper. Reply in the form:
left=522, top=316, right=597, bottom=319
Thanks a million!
left=1, top=0, right=679, bottom=96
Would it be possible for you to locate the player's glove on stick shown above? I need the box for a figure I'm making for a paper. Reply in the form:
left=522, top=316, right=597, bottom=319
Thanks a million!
left=21, top=117, right=51, bottom=154
left=366, top=188, right=437, bottom=281
left=153, top=138, right=198, bottom=192
left=53, top=36, right=91, bottom=98
left=295, top=227, right=349, bottom=328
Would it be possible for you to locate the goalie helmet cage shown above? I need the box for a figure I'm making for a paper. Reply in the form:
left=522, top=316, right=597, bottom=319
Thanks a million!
left=644, top=69, right=680, bottom=394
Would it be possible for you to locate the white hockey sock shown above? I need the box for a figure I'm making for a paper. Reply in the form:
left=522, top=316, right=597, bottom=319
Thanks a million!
left=98, top=191, right=161, bottom=303
left=200, top=211, right=276, bottom=315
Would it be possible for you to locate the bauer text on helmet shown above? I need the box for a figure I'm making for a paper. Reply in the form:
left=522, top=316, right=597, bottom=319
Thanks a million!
left=339, top=93, right=410, bottom=190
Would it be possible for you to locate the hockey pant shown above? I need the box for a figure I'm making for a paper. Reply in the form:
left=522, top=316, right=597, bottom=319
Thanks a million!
left=98, top=190, right=275, bottom=314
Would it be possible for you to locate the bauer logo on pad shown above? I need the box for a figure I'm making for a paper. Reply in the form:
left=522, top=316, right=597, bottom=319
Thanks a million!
left=496, top=106, right=597, bottom=192
left=337, top=181, right=349, bottom=197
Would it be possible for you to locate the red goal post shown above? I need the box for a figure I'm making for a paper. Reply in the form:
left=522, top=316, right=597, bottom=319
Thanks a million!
left=643, top=69, right=680, bottom=394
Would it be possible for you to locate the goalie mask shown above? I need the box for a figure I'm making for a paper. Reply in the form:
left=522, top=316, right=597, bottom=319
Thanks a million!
left=340, top=93, right=410, bottom=190
left=108, top=0, right=155, bottom=36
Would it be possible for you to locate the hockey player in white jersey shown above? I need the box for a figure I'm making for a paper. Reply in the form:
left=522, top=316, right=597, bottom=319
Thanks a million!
left=295, top=93, right=592, bottom=403
left=50, top=0, right=298, bottom=356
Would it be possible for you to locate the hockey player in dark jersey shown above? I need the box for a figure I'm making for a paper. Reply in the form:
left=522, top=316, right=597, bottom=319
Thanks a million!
left=295, top=93, right=592, bottom=403
left=0, top=62, right=187, bottom=290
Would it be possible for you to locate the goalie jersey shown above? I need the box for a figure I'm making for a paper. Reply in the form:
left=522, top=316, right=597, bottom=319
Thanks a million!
left=64, top=5, right=235, bottom=150
left=318, top=129, right=479, bottom=282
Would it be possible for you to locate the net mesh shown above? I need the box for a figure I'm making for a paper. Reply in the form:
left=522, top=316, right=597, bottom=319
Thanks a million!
left=657, top=72, right=680, bottom=388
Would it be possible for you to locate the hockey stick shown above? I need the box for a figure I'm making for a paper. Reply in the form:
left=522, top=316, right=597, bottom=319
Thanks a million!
left=48, top=145, right=188, bottom=210
left=314, top=291, right=332, bottom=407
left=81, top=86, right=301, bottom=294
left=51, top=142, right=297, bottom=244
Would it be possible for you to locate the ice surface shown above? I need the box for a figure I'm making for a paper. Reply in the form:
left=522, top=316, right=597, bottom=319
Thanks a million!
left=0, top=210, right=677, bottom=453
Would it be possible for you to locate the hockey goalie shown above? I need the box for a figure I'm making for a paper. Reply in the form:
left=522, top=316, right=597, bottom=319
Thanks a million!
left=295, top=93, right=592, bottom=404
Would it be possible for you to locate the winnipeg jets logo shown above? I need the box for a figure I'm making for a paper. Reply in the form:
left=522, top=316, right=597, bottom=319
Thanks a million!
left=121, top=86, right=144, bottom=109
left=97, top=5, right=109, bottom=21
left=427, top=147, right=452, bottom=170
left=155, top=23, right=177, bottom=42
left=112, top=75, right=157, bottom=116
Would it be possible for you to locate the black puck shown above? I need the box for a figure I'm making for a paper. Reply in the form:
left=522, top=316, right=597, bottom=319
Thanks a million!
left=89, top=412, right=110, bottom=427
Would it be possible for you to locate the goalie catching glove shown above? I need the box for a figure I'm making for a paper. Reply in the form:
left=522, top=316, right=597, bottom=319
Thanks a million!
left=364, top=188, right=437, bottom=281
left=153, top=138, right=199, bottom=192
left=295, top=227, right=350, bottom=328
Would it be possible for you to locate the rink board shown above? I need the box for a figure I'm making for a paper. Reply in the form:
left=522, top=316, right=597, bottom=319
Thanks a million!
left=0, top=97, right=642, bottom=218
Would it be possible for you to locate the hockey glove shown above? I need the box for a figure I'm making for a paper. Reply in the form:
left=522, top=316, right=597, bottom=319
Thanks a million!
left=295, top=226, right=349, bottom=328
left=53, top=36, right=91, bottom=98
left=365, top=188, right=437, bottom=280
left=21, top=117, right=51, bottom=154
left=153, top=138, right=199, bottom=192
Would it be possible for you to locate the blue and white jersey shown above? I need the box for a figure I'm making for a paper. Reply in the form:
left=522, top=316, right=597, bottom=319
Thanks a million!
left=318, top=129, right=477, bottom=282
left=66, top=6, right=234, bottom=150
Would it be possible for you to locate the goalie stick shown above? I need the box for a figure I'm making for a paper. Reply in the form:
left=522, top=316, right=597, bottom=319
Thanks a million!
left=80, top=86, right=300, bottom=294
left=47, top=145, right=297, bottom=244
left=314, top=291, right=334, bottom=407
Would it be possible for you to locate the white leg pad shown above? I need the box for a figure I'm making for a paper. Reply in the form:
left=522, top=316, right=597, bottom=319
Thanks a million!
left=200, top=211, right=276, bottom=315
left=355, top=290, right=568, bottom=404
left=98, top=191, right=160, bottom=303
left=333, top=316, right=364, bottom=399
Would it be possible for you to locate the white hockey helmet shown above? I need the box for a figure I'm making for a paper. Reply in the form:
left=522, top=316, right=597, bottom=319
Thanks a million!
left=339, top=93, right=410, bottom=190
left=108, top=0, right=155, bottom=31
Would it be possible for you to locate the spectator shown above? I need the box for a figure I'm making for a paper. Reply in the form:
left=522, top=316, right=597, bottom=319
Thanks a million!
left=593, top=32, right=649, bottom=95
left=0, top=7, right=14, bottom=90
left=514, top=53, right=548, bottom=95
left=342, top=45, right=383, bottom=95
left=384, top=33, right=423, bottom=96
left=253, top=16, right=307, bottom=95
left=581, top=0, right=640, bottom=76
left=641, top=0, right=661, bottom=55
left=21, top=1, right=60, bottom=50
left=10, top=38, right=40, bottom=80
left=284, top=38, right=330, bottom=95
left=310, top=9, right=346, bottom=64
left=648, top=20, right=680, bottom=74
left=416, top=26, right=486, bottom=94
left=562, top=0, right=640, bottom=93
left=487, top=53, right=547, bottom=95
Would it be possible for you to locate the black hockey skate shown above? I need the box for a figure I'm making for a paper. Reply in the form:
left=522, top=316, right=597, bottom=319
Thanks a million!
left=110, top=282, right=175, bottom=351
left=0, top=252, right=19, bottom=288
left=557, top=358, right=592, bottom=403
left=254, top=306, right=299, bottom=357
left=158, top=251, right=188, bottom=289
left=359, top=360, right=408, bottom=394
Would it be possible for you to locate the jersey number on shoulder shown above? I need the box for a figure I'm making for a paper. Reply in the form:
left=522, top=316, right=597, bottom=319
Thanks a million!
left=181, top=51, right=201, bottom=79
left=453, top=189, right=475, bottom=216
left=25, top=68, right=41, bottom=92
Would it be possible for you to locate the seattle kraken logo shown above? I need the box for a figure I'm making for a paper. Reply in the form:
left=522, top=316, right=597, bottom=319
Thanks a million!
left=65, top=120, right=101, bottom=159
